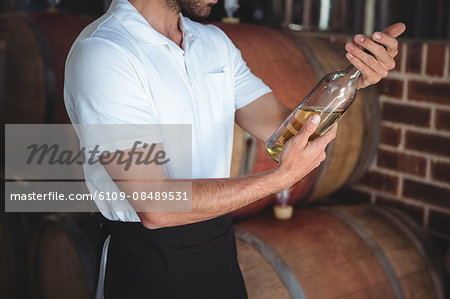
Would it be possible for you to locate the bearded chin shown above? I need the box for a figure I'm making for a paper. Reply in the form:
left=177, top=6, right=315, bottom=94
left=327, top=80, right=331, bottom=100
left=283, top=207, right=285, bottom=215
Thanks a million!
left=178, top=0, right=215, bottom=18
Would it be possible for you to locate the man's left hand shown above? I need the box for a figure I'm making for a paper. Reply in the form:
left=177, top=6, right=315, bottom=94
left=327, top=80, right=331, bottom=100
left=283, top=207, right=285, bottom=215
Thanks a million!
left=345, top=22, right=406, bottom=89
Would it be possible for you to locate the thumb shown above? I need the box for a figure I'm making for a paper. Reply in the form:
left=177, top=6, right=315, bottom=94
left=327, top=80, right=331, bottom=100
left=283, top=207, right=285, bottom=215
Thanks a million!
left=293, top=114, right=320, bottom=148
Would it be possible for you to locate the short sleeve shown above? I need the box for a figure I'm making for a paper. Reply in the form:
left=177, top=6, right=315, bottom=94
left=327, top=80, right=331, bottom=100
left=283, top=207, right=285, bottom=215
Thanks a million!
left=64, top=37, right=161, bottom=153
left=65, top=37, right=157, bottom=125
left=231, top=41, right=272, bottom=110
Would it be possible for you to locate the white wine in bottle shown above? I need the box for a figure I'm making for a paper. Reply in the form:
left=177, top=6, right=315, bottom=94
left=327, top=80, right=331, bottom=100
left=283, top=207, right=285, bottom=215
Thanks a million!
left=265, top=65, right=361, bottom=163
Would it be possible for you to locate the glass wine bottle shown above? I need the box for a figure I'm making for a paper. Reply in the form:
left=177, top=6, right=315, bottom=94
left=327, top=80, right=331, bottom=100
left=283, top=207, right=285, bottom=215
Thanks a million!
left=265, top=64, right=361, bottom=163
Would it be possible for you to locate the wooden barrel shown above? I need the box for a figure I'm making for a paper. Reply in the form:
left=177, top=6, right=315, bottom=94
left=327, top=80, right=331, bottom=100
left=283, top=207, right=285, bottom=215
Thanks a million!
left=0, top=12, right=94, bottom=124
left=235, top=205, right=446, bottom=299
left=0, top=213, right=31, bottom=299
left=28, top=213, right=107, bottom=299
left=215, top=24, right=380, bottom=219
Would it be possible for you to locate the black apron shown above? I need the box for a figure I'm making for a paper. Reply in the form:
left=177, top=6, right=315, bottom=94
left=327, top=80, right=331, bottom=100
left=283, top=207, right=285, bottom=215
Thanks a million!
left=103, top=213, right=248, bottom=299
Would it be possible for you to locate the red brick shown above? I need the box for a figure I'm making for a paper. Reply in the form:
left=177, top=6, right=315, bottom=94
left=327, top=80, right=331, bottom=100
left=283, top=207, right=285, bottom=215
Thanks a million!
left=436, top=110, right=450, bottom=132
left=431, top=161, right=450, bottom=184
left=405, top=131, right=450, bottom=157
left=375, top=196, right=424, bottom=225
left=408, top=80, right=450, bottom=104
left=328, top=188, right=372, bottom=204
left=358, top=171, right=399, bottom=194
left=382, top=102, right=430, bottom=127
left=380, top=126, right=401, bottom=146
left=428, top=210, right=450, bottom=236
left=426, top=44, right=446, bottom=77
left=378, top=78, right=404, bottom=98
left=406, top=43, right=422, bottom=74
left=403, top=179, right=450, bottom=207
left=377, top=149, right=427, bottom=176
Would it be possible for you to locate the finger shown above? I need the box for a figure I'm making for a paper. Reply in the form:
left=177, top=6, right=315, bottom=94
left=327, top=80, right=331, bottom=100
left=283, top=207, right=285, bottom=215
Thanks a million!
left=345, top=44, right=388, bottom=78
left=292, top=114, right=320, bottom=148
left=353, top=35, right=393, bottom=69
left=309, top=123, right=337, bottom=149
left=372, top=31, right=399, bottom=57
left=319, top=152, right=327, bottom=163
left=346, top=52, right=381, bottom=85
left=321, top=123, right=338, bottom=144
left=382, top=22, right=406, bottom=39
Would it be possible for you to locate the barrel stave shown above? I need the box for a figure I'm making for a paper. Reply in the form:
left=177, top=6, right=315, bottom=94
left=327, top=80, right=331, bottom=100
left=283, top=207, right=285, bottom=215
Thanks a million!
left=237, top=240, right=290, bottom=299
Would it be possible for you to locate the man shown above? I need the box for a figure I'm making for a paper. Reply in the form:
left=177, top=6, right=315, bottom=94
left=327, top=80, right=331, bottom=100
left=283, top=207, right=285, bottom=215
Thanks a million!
left=64, top=0, right=405, bottom=297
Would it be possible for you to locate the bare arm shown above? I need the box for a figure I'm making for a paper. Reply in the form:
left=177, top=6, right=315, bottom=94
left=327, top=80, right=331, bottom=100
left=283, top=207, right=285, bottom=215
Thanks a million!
left=103, top=114, right=336, bottom=229
left=235, top=92, right=292, bottom=142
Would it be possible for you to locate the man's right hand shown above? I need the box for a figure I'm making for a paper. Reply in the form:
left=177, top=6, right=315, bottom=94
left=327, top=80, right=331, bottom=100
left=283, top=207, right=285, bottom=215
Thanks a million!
left=276, top=114, right=338, bottom=187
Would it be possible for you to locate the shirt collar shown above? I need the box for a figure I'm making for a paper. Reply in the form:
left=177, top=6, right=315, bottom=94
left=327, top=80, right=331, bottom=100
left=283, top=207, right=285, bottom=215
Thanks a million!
left=107, top=0, right=199, bottom=48
left=178, top=13, right=199, bottom=42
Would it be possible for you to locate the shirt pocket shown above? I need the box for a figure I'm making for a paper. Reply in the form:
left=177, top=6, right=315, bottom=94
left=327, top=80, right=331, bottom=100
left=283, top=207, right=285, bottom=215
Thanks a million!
left=203, top=66, right=234, bottom=122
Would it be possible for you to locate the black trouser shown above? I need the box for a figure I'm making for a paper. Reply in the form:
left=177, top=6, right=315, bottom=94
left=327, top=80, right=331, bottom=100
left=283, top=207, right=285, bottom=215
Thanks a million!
left=104, top=213, right=248, bottom=299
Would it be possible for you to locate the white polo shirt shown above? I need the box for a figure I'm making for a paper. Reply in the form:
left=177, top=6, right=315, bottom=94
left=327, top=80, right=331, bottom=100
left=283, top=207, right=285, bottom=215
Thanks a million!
left=64, top=0, right=271, bottom=222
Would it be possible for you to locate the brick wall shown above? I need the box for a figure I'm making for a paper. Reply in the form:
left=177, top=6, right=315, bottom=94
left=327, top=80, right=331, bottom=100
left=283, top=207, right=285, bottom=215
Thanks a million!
left=320, top=36, right=450, bottom=274
left=348, top=41, right=450, bottom=238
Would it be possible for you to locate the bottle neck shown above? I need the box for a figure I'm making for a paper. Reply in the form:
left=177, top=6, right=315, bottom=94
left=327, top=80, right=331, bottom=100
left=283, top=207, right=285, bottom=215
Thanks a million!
left=344, top=64, right=361, bottom=79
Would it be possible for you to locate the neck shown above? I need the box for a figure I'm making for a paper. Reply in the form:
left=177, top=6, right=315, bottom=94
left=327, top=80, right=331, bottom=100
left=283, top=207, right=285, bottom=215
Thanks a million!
left=345, top=64, right=361, bottom=78
left=129, top=0, right=183, bottom=47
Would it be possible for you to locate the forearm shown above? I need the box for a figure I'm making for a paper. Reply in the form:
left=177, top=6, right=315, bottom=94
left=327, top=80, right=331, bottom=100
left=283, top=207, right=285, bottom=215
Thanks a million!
left=138, top=167, right=290, bottom=229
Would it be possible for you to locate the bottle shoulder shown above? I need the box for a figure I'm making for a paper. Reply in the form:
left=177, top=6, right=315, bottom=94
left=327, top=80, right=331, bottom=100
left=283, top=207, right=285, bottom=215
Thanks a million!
left=322, top=67, right=359, bottom=84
